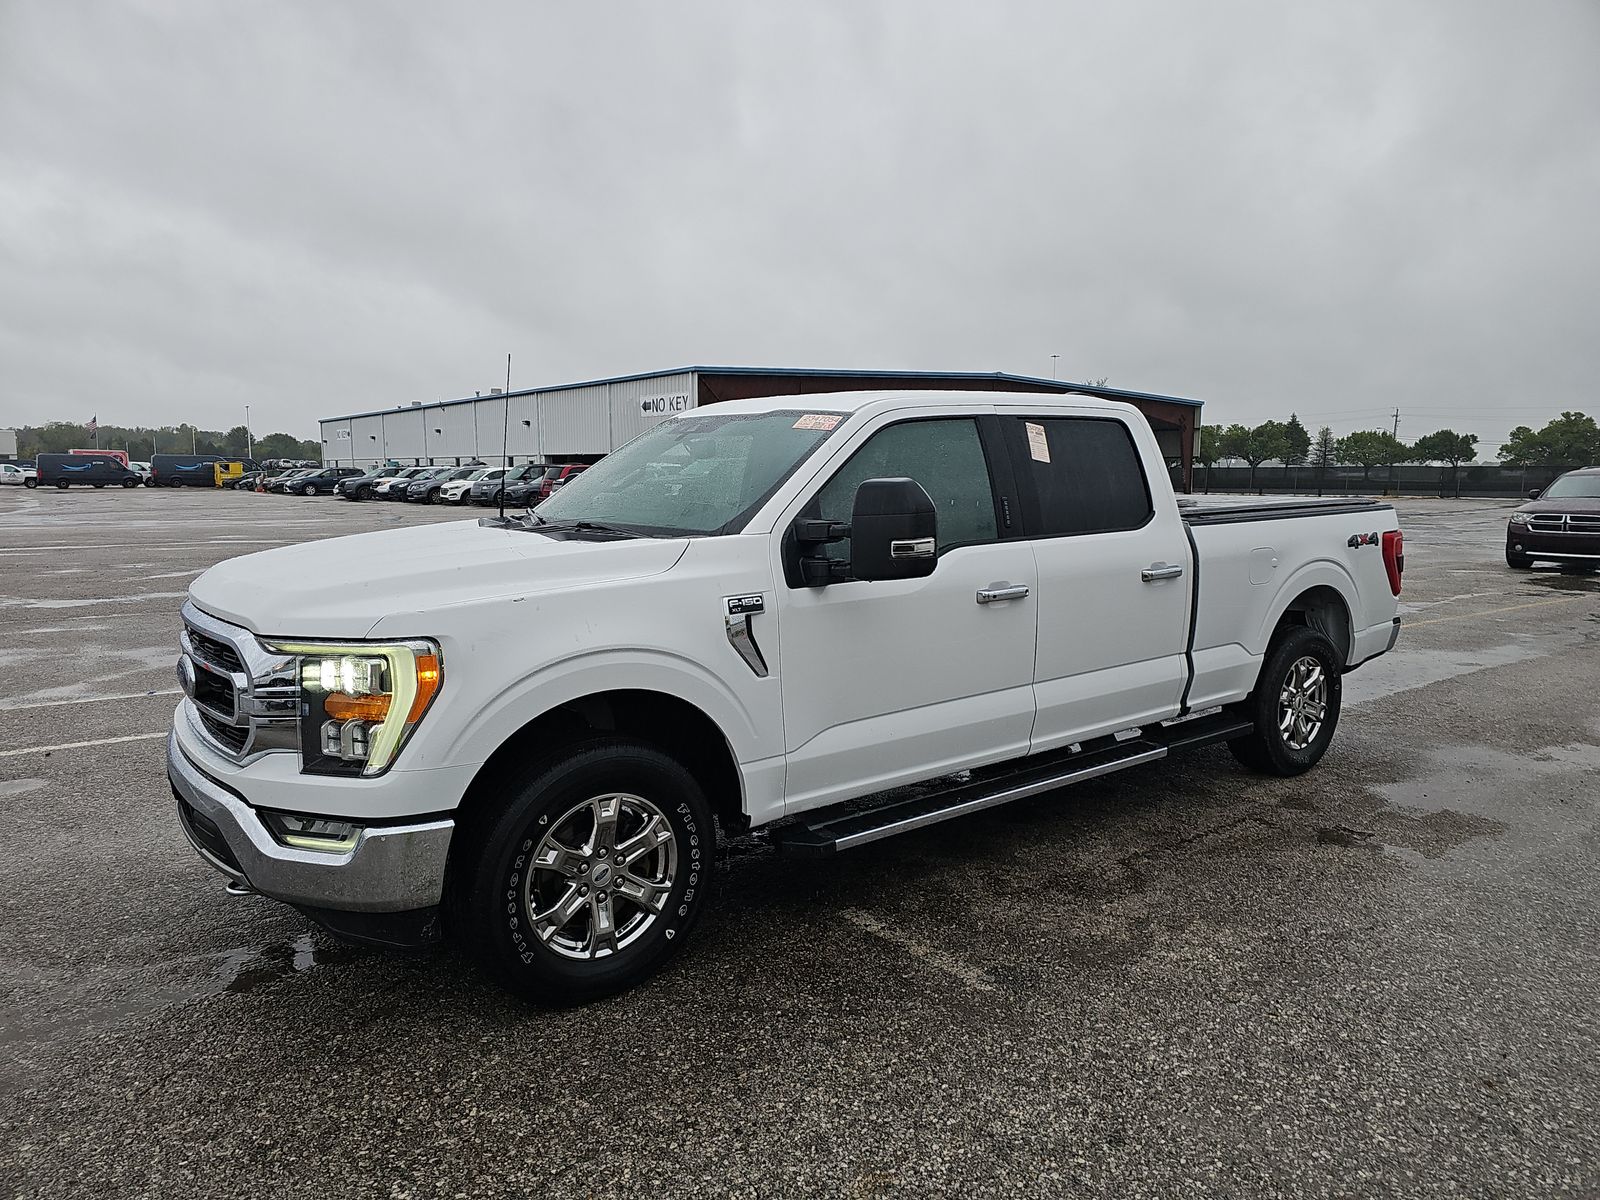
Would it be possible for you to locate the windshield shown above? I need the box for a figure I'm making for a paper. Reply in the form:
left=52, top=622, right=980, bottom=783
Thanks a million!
left=1542, top=474, right=1600, bottom=499
left=534, top=409, right=846, bottom=536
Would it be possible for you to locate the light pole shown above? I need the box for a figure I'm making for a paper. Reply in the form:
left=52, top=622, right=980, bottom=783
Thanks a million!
left=244, top=405, right=253, bottom=460
left=1050, top=354, right=1060, bottom=380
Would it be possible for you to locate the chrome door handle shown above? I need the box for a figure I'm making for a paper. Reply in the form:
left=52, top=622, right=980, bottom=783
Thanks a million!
left=977, top=585, right=1030, bottom=604
left=1141, top=563, right=1184, bottom=582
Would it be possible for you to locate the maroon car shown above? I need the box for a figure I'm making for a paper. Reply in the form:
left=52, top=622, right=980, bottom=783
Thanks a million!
left=1507, top=466, right=1600, bottom=569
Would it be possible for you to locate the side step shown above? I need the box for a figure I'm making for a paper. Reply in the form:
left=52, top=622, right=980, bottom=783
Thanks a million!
left=771, top=710, right=1253, bottom=857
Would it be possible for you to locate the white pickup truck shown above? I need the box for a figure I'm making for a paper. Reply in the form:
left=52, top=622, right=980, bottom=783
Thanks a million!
left=169, top=391, right=1403, bottom=1001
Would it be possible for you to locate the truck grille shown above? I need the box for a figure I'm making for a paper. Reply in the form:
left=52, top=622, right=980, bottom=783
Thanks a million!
left=177, top=603, right=300, bottom=762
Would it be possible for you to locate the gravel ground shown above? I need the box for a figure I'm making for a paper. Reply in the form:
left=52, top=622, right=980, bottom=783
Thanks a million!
left=1, top=488, right=1597, bottom=1198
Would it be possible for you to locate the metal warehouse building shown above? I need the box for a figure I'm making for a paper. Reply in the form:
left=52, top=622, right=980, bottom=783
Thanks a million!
left=319, top=366, right=1205, bottom=488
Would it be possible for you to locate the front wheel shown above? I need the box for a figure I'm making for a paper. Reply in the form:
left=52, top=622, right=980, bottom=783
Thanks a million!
left=23, top=478, right=37, bottom=489
left=122, top=477, right=138, bottom=488
left=1228, top=626, right=1342, bottom=776
left=301, top=483, right=317, bottom=496
left=1506, top=548, right=1532, bottom=569
left=451, top=737, right=715, bottom=1004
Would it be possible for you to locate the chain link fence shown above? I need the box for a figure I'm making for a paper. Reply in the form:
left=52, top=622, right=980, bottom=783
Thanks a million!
left=1186, top=463, right=1583, bottom=498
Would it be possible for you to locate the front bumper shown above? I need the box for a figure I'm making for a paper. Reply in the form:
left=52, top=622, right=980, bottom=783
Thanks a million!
left=1507, top=528, right=1600, bottom=562
left=168, top=729, right=454, bottom=940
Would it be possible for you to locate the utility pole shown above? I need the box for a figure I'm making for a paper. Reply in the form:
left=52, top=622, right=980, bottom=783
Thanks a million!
left=1049, top=354, right=1060, bottom=380
left=1387, top=408, right=1400, bottom=496
left=244, top=405, right=253, bottom=460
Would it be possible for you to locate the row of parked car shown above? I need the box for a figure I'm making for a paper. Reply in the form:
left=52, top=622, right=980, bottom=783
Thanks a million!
left=234, top=460, right=591, bottom=506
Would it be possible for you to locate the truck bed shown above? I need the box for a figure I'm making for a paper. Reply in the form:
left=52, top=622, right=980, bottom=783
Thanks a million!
left=1178, top=494, right=1393, bottom=526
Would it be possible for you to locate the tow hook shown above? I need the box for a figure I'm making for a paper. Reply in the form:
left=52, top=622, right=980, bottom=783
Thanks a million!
left=225, top=879, right=257, bottom=897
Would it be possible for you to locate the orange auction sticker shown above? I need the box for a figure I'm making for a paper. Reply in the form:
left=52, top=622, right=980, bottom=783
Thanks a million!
left=793, top=414, right=842, bottom=431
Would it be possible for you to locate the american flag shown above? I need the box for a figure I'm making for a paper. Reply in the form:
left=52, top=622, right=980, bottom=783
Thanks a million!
left=87, top=415, right=97, bottom=435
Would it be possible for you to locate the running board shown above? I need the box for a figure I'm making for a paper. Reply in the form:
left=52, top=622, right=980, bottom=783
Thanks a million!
left=771, top=710, right=1254, bottom=857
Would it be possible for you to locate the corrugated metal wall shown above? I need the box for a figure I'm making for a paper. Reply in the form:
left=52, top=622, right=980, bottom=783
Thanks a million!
left=384, top=407, right=427, bottom=462
left=539, top=384, right=611, bottom=456
left=321, top=371, right=704, bottom=467
left=319, top=418, right=353, bottom=464
left=609, top=372, right=697, bottom=447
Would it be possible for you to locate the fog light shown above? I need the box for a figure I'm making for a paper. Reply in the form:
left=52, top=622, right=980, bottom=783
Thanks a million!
left=262, top=811, right=362, bottom=852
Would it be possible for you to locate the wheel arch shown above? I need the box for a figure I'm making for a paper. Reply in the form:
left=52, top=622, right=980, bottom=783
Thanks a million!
left=1263, top=575, right=1355, bottom=666
left=453, top=687, right=748, bottom=842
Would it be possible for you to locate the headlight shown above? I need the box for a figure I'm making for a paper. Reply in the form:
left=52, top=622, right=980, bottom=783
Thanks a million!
left=262, top=639, right=442, bottom=776
left=1509, top=512, right=1531, bottom=525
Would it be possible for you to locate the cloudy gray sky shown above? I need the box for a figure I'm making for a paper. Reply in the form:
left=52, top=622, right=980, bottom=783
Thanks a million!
left=2, top=1, right=1596, bottom=453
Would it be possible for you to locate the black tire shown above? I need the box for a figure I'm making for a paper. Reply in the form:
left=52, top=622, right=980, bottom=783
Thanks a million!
left=92, top=482, right=106, bottom=488
left=1228, top=626, right=1342, bottom=776
left=1506, top=549, right=1532, bottom=569
left=426, top=489, right=438, bottom=504
left=451, top=737, right=716, bottom=1004
left=121, top=477, right=138, bottom=488
left=55, top=479, right=70, bottom=490
left=23, top=478, right=37, bottom=489
left=301, top=482, right=317, bottom=496
left=454, top=491, right=470, bottom=505
left=167, top=478, right=182, bottom=488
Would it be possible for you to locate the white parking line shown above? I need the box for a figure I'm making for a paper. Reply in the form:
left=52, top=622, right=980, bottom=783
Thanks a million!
left=0, top=689, right=182, bottom=712
left=841, top=907, right=998, bottom=994
left=0, top=732, right=168, bottom=758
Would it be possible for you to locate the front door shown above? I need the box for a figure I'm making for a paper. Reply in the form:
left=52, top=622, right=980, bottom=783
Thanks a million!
left=774, top=410, right=1038, bottom=814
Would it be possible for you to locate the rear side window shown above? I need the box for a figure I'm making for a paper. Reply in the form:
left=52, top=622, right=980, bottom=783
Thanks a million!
left=1006, top=417, right=1152, bottom=536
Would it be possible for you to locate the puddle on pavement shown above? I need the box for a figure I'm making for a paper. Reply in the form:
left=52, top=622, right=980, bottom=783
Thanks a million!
left=214, top=932, right=364, bottom=995
left=1524, top=571, right=1600, bottom=593
left=1317, top=825, right=1376, bottom=848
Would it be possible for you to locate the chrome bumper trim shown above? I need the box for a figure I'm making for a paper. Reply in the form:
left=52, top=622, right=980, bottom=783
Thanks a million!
left=167, top=730, right=453, bottom=913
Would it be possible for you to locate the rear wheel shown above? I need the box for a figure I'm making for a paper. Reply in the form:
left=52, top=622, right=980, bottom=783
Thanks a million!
left=451, top=737, right=715, bottom=1004
left=55, top=479, right=70, bottom=489
left=1228, top=626, right=1342, bottom=776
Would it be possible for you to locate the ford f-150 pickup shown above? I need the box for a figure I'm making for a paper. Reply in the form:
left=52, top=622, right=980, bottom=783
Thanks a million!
left=169, top=391, right=1404, bottom=1001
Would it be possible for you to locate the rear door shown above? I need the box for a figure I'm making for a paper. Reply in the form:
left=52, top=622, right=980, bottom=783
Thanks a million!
left=774, top=408, right=1038, bottom=813
left=1000, top=410, right=1192, bottom=752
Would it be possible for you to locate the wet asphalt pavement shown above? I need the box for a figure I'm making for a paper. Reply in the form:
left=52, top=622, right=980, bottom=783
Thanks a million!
left=1, top=489, right=1597, bottom=1198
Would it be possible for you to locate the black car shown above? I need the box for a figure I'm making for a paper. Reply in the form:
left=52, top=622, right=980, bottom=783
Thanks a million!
left=36, top=453, right=143, bottom=490
left=286, top=467, right=364, bottom=496
left=1507, top=467, right=1600, bottom=569
left=386, top=465, right=451, bottom=500
left=338, top=466, right=410, bottom=500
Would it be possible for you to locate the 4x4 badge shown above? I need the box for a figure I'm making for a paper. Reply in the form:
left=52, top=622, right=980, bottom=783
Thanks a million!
left=1347, top=531, right=1380, bottom=548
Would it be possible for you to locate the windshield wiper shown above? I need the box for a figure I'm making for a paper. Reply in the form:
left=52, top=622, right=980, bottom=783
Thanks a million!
left=518, top=514, right=644, bottom=538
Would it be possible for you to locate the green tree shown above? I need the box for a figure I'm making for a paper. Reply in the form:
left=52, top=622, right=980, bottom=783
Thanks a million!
left=1498, top=411, right=1600, bottom=468
left=1412, top=429, right=1479, bottom=498
left=1335, top=430, right=1409, bottom=486
left=1224, top=420, right=1289, bottom=491
left=1195, top=424, right=1225, bottom=492
left=1283, top=413, right=1311, bottom=467
left=1310, top=426, right=1336, bottom=493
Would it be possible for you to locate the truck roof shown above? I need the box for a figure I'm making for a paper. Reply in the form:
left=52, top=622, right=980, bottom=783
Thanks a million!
left=690, top=389, right=1140, bottom=418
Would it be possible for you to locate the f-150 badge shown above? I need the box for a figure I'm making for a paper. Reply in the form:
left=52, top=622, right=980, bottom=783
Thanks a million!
left=727, top=594, right=765, bottom=616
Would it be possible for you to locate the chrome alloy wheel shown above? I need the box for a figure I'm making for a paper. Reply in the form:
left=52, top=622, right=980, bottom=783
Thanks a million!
left=525, top=793, right=677, bottom=960
left=1278, top=655, right=1328, bottom=750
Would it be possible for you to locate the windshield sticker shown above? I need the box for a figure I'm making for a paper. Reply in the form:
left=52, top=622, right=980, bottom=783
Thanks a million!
left=793, top=414, right=842, bottom=431
left=1026, top=421, right=1051, bottom=463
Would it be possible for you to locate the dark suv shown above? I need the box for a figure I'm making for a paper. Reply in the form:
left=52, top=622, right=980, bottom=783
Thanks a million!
left=286, top=467, right=364, bottom=496
left=1507, top=467, right=1600, bottom=569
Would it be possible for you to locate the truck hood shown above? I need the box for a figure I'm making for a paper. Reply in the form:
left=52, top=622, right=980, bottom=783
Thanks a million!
left=188, top=520, right=689, bottom=639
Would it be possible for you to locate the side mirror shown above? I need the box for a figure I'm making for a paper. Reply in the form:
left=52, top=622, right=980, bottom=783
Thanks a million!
left=850, top=478, right=938, bottom=581
left=1528, top=488, right=1542, bottom=499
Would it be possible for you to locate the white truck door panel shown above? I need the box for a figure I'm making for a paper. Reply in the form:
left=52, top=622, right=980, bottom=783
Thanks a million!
left=778, top=542, right=1039, bottom=812
left=773, top=410, right=1038, bottom=814
left=995, top=411, right=1190, bottom=752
